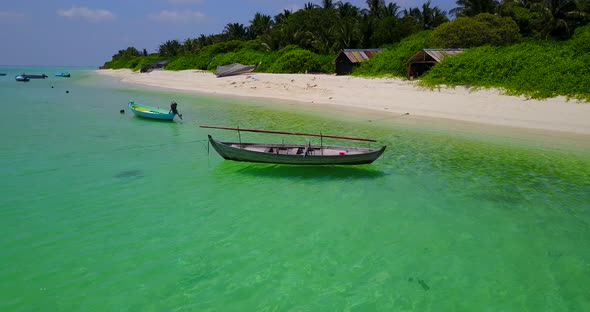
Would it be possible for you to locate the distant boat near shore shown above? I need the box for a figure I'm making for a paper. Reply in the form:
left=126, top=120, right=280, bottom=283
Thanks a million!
left=0, top=73, right=6, bottom=76
left=22, top=73, right=48, bottom=79
left=15, top=75, right=30, bottom=82
left=55, top=72, right=71, bottom=77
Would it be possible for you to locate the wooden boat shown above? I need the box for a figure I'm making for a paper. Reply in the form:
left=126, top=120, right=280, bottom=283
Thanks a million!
left=214, top=63, right=257, bottom=77
left=202, top=126, right=386, bottom=165
left=15, top=75, right=30, bottom=82
left=128, top=101, right=182, bottom=120
left=55, top=72, right=70, bottom=77
left=22, top=74, right=48, bottom=79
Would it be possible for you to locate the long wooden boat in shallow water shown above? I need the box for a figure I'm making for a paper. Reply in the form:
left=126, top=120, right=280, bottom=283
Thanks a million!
left=202, top=125, right=386, bottom=165
left=128, top=101, right=182, bottom=120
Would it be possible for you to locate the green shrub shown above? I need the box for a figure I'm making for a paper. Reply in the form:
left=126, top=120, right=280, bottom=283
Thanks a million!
left=569, top=24, right=590, bottom=53
left=429, top=13, right=521, bottom=48
left=103, top=56, right=146, bottom=70
left=317, top=54, right=336, bottom=73
left=267, top=49, right=324, bottom=73
left=421, top=40, right=590, bottom=101
left=353, top=31, right=432, bottom=77
left=255, top=45, right=303, bottom=72
left=206, top=50, right=268, bottom=71
left=166, top=55, right=211, bottom=70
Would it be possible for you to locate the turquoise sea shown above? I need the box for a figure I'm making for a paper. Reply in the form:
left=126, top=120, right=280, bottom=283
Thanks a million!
left=1, top=66, right=589, bottom=311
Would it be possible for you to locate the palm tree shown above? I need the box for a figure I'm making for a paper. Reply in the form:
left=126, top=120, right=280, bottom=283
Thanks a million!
left=195, top=34, right=211, bottom=48
left=336, top=1, right=361, bottom=18
left=304, top=2, right=318, bottom=10
left=404, top=1, right=449, bottom=30
left=364, top=0, right=387, bottom=18
left=113, top=47, right=141, bottom=59
left=421, top=1, right=450, bottom=29
left=224, top=23, right=247, bottom=40
left=183, top=38, right=198, bottom=54
left=158, top=40, right=182, bottom=57
left=450, top=0, right=499, bottom=17
left=249, top=12, right=273, bottom=39
left=322, top=0, right=336, bottom=9
left=274, top=9, right=292, bottom=26
left=335, top=18, right=361, bottom=48
left=531, top=0, right=583, bottom=39
left=384, top=2, right=401, bottom=17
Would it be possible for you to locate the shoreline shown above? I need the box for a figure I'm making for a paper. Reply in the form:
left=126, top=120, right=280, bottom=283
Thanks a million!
left=96, top=69, right=590, bottom=137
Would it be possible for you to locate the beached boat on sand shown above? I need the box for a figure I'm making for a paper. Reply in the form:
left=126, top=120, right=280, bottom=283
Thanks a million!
left=202, top=126, right=386, bottom=165
left=214, top=63, right=257, bottom=77
left=128, top=101, right=182, bottom=120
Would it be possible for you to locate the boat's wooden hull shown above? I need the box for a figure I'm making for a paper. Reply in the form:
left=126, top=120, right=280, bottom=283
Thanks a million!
left=208, top=135, right=386, bottom=165
left=22, top=74, right=47, bottom=79
left=128, top=101, right=175, bottom=120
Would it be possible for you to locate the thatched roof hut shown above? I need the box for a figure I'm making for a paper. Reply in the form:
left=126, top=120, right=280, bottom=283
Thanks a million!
left=333, top=49, right=384, bottom=75
left=406, top=49, right=464, bottom=79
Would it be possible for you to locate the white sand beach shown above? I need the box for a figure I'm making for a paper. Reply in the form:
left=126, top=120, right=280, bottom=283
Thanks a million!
left=97, top=69, right=590, bottom=136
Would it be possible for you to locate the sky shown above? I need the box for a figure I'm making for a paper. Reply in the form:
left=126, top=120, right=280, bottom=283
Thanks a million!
left=0, top=0, right=456, bottom=67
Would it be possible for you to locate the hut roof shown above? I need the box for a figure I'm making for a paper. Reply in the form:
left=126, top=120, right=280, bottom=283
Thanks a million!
left=406, top=49, right=465, bottom=64
left=335, top=49, right=384, bottom=64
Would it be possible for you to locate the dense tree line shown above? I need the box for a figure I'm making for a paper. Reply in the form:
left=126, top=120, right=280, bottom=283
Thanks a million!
left=108, top=0, right=589, bottom=60
left=104, top=0, right=590, bottom=100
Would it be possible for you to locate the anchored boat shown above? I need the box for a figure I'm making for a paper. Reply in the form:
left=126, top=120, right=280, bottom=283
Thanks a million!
left=15, top=75, right=30, bottom=82
left=128, top=101, right=182, bottom=120
left=22, top=74, right=48, bottom=79
left=202, top=125, right=386, bottom=165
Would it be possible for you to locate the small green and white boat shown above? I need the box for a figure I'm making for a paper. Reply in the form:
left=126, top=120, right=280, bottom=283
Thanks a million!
left=128, top=101, right=182, bottom=121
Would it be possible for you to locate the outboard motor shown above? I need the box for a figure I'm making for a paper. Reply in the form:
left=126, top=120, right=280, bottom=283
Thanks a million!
left=170, top=101, right=183, bottom=119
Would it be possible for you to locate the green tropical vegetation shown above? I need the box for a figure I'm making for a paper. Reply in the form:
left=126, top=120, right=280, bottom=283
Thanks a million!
left=103, top=0, right=590, bottom=100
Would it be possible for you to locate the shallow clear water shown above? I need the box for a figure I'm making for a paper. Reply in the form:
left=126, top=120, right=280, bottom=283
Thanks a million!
left=1, top=67, right=589, bottom=311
